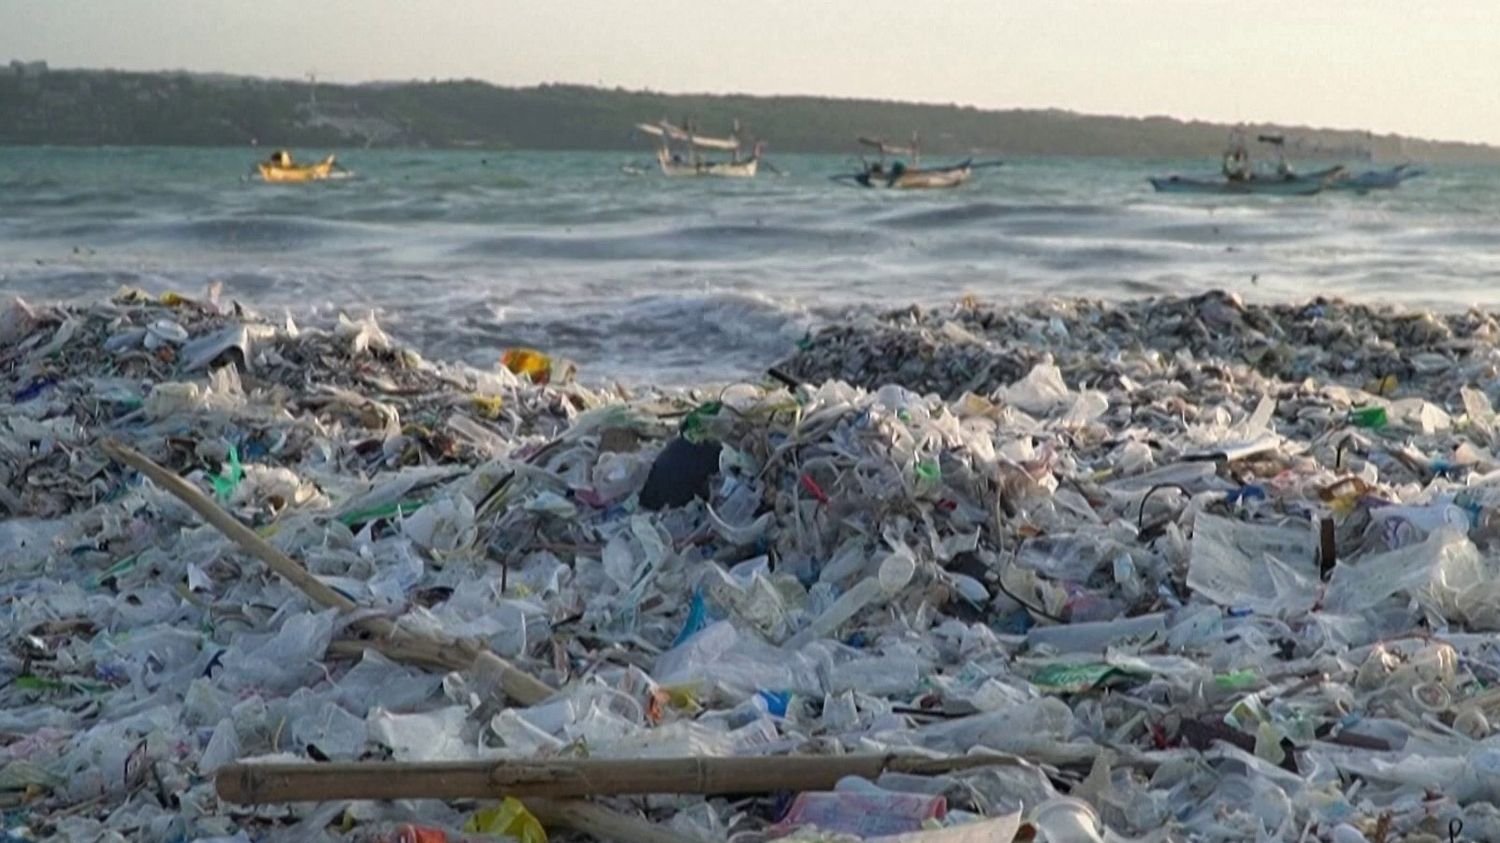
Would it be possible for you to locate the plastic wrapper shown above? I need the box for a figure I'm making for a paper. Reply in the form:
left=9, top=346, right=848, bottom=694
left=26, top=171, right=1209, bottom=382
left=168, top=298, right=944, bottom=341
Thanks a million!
left=776, top=788, right=946, bottom=838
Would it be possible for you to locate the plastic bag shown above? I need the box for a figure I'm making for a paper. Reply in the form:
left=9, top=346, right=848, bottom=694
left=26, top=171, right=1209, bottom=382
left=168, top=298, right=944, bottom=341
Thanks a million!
left=655, top=621, right=826, bottom=698
left=368, top=706, right=474, bottom=762
left=401, top=495, right=477, bottom=553
left=1186, top=514, right=1318, bottom=615
left=1000, top=362, right=1070, bottom=416
left=1325, top=526, right=1478, bottom=614
left=219, top=610, right=337, bottom=693
left=464, top=797, right=546, bottom=843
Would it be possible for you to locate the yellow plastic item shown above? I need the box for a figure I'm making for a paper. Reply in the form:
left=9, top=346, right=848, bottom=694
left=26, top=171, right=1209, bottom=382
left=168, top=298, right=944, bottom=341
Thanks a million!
left=463, top=797, right=547, bottom=843
left=257, top=154, right=337, bottom=183
left=1363, top=374, right=1398, bottom=396
left=159, top=291, right=192, bottom=307
left=501, top=348, right=552, bottom=384
left=472, top=394, right=504, bottom=419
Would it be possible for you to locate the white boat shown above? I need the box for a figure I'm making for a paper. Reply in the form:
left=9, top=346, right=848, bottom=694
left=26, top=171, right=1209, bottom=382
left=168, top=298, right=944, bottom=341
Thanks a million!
left=634, top=120, right=763, bottom=178
left=835, top=133, right=996, bottom=190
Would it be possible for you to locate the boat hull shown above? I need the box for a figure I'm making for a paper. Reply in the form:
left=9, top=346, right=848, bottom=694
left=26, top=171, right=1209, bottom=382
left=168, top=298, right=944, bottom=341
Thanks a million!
left=1149, top=165, right=1343, bottom=196
left=1149, top=177, right=1324, bottom=196
left=1329, top=164, right=1424, bottom=191
left=856, top=162, right=972, bottom=189
left=257, top=156, right=336, bottom=183
left=656, top=149, right=758, bottom=178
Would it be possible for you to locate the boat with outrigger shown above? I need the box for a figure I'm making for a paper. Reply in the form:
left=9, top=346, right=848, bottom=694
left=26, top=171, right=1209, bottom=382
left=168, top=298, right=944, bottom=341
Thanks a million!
left=634, top=120, right=765, bottom=177
left=833, top=133, right=1001, bottom=189
left=1328, top=162, right=1426, bottom=193
left=253, top=149, right=350, bottom=183
left=1150, top=131, right=1345, bottom=195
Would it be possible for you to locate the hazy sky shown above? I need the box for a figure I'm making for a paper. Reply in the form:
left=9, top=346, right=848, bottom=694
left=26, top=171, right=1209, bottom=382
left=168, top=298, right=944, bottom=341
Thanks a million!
left=5, top=0, right=1500, bottom=144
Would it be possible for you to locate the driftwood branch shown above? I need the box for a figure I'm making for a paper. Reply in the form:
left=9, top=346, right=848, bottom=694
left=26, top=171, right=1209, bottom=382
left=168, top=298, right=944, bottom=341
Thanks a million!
left=216, top=752, right=1029, bottom=804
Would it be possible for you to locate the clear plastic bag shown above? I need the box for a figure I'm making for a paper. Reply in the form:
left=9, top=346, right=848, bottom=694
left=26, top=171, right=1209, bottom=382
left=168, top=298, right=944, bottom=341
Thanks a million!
left=1186, top=514, right=1318, bottom=615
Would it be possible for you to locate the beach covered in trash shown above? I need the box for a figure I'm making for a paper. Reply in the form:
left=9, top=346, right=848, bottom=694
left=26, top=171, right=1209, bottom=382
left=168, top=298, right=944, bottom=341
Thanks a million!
left=8, top=288, right=1500, bottom=842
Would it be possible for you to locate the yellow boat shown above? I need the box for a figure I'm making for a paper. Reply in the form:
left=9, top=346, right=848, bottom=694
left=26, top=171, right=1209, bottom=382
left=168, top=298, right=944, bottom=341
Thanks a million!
left=256, top=152, right=337, bottom=183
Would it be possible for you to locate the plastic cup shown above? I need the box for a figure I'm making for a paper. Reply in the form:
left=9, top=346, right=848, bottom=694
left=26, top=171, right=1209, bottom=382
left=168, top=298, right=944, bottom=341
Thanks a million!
left=1029, top=796, right=1103, bottom=843
left=878, top=549, right=917, bottom=594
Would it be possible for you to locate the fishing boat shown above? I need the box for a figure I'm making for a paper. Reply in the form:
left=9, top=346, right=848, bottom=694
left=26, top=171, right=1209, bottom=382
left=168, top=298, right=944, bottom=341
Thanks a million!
left=1149, top=165, right=1346, bottom=196
left=634, top=120, right=762, bottom=178
left=256, top=151, right=339, bottom=183
left=1150, top=130, right=1345, bottom=195
left=1329, top=163, right=1425, bottom=192
left=837, top=134, right=994, bottom=189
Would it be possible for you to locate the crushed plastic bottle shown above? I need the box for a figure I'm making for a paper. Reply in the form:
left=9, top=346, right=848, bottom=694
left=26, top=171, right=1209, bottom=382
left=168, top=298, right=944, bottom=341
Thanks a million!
left=783, top=546, right=916, bottom=651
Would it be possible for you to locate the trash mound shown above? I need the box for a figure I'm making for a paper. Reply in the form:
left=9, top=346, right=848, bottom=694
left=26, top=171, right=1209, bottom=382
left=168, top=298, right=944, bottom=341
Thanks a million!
left=6, top=288, right=1500, bottom=842
left=778, top=291, right=1500, bottom=405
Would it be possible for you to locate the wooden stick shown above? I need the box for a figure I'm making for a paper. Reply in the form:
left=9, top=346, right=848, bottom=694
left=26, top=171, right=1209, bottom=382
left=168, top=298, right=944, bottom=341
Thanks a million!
left=327, top=637, right=472, bottom=672
left=100, top=440, right=554, bottom=705
left=216, top=752, right=1028, bottom=804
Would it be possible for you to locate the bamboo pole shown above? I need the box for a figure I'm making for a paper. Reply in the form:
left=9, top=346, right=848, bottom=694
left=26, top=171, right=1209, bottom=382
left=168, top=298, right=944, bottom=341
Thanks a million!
left=216, top=753, right=1028, bottom=804
left=100, top=440, right=554, bottom=706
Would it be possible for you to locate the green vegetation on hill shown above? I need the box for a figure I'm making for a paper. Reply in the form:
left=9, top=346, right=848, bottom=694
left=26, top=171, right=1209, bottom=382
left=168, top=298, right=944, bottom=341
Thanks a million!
left=3, top=65, right=1498, bottom=163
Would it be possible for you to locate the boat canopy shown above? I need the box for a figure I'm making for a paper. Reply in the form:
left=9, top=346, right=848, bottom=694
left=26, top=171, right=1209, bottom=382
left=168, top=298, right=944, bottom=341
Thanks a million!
left=635, top=122, right=741, bottom=151
left=857, top=136, right=917, bottom=157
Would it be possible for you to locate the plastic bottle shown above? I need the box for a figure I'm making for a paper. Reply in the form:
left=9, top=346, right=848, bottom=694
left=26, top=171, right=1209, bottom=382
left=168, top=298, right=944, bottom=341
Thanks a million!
left=1027, top=612, right=1166, bottom=654
left=783, top=548, right=915, bottom=650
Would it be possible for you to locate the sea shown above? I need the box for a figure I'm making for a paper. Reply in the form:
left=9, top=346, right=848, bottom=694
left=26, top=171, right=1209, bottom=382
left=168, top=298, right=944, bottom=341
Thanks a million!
left=3, top=147, right=1499, bottom=385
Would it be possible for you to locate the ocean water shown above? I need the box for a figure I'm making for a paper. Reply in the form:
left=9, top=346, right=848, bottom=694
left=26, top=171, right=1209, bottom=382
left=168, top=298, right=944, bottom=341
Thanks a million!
left=3, top=146, right=1499, bottom=384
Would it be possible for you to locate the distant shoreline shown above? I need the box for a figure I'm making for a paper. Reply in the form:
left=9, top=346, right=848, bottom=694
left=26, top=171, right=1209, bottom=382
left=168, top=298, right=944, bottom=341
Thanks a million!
left=4, top=66, right=1499, bottom=164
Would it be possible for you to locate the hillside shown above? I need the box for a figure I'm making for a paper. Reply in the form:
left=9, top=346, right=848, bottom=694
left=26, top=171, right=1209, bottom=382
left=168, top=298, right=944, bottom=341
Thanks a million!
left=3, top=64, right=1498, bottom=163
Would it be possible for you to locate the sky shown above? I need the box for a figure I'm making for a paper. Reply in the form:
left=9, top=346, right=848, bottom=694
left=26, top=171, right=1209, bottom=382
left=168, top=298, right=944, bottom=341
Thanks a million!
left=4, top=0, right=1500, bottom=145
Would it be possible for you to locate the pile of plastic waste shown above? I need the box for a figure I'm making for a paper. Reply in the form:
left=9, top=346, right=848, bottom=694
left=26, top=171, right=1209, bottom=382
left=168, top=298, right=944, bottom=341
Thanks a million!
left=8, top=286, right=1500, bottom=842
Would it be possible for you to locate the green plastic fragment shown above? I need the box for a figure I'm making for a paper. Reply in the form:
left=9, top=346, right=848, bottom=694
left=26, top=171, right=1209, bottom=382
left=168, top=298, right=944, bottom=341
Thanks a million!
left=337, top=499, right=428, bottom=528
left=1031, top=662, right=1144, bottom=694
left=1214, top=669, right=1259, bottom=690
left=915, top=459, right=941, bottom=484
left=88, top=554, right=141, bottom=588
left=14, top=675, right=111, bottom=695
left=1349, top=406, right=1387, bottom=429
left=14, top=675, right=68, bottom=692
left=681, top=401, right=723, bottom=444
left=210, top=444, right=244, bottom=503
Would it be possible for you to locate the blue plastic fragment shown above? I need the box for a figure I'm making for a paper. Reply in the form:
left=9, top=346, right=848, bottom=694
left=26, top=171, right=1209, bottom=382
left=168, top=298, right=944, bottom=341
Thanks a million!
left=13, top=377, right=55, bottom=402
left=1225, top=485, right=1266, bottom=504
left=993, top=607, right=1034, bottom=634
left=671, top=589, right=709, bottom=647
left=757, top=689, right=790, bottom=717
